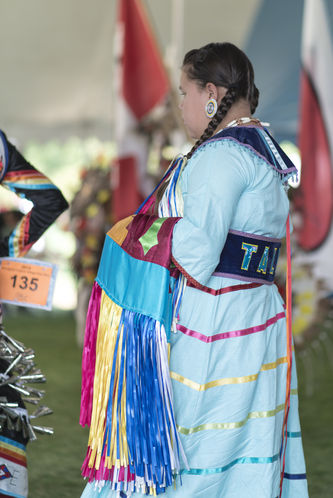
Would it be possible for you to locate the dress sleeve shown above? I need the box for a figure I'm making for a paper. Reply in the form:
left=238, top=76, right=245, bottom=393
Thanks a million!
left=172, top=141, right=251, bottom=285
left=0, top=133, right=68, bottom=257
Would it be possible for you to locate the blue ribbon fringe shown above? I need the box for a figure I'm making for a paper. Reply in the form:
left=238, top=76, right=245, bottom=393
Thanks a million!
left=102, top=308, right=183, bottom=494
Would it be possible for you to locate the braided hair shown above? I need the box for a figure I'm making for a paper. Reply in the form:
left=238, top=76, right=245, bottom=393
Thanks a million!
left=183, top=42, right=260, bottom=160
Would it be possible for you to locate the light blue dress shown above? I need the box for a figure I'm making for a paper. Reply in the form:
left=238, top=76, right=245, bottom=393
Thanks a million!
left=82, top=132, right=308, bottom=497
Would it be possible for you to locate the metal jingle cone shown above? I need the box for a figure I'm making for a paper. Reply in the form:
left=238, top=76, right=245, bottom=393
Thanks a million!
left=23, top=348, right=35, bottom=357
left=32, top=425, right=54, bottom=435
left=6, top=416, right=15, bottom=431
left=0, top=403, right=19, bottom=413
left=4, top=353, right=23, bottom=376
left=14, top=416, right=22, bottom=432
left=0, top=330, right=25, bottom=353
left=0, top=325, right=53, bottom=441
left=24, top=386, right=45, bottom=398
left=22, top=397, right=41, bottom=405
left=22, top=423, right=29, bottom=440
left=26, top=421, right=37, bottom=441
left=30, top=405, right=53, bottom=418
left=8, top=384, right=30, bottom=396
left=22, top=375, right=46, bottom=383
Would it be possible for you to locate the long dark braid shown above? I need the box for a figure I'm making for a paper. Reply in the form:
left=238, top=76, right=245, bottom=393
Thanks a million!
left=182, top=42, right=260, bottom=161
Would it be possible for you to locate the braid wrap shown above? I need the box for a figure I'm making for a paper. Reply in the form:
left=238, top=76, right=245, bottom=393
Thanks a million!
left=186, top=87, right=237, bottom=160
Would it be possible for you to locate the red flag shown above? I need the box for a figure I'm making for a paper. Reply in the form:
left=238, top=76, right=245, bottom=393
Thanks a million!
left=120, top=0, right=169, bottom=120
left=112, top=0, right=170, bottom=221
left=294, top=0, right=333, bottom=250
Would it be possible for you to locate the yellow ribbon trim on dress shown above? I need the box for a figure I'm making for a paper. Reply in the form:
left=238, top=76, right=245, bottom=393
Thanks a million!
left=177, top=391, right=298, bottom=435
left=170, top=355, right=288, bottom=391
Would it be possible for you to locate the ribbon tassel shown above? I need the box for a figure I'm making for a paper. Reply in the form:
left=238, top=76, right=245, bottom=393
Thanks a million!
left=81, top=290, right=185, bottom=495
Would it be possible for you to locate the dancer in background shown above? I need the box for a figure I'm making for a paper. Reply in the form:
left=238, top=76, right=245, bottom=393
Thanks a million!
left=81, top=43, right=308, bottom=497
left=70, top=167, right=112, bottom=348
left=0, top=129, right=68, bottom=498
left=0, top=130, right=68, bottom=257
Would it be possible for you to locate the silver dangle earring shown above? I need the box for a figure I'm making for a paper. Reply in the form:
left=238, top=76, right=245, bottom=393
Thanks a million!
left=205, top=98, right=218, bottom=118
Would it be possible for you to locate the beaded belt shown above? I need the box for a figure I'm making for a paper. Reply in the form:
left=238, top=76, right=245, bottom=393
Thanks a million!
left=214, top=229, right=281, bottom=284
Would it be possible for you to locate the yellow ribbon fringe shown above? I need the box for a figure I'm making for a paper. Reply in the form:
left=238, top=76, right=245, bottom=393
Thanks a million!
left=87, top=291, right=128, bottom=470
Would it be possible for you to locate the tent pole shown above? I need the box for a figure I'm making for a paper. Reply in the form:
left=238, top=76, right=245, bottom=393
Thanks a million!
left=167, top=0, right=184, bottom=85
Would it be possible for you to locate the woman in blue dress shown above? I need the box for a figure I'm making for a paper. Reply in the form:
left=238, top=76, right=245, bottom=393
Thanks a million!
left=81, top=42, right=308, bottom=498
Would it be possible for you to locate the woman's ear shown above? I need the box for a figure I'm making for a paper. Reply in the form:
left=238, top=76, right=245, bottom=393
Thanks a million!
left=205, top=82, right=218, bottom=99
left=205, top=83, right=227, bottom=103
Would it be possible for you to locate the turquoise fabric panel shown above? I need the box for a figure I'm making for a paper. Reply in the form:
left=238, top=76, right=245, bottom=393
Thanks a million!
left=96, top=236, right=173, bottom=330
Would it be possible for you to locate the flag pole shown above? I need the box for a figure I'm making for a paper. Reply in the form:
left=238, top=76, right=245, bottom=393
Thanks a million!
left=165, top=0, right=190, bottom=141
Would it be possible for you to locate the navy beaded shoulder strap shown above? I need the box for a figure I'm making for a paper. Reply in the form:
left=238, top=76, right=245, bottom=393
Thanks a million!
left=197, top=126, right=297, bottom=183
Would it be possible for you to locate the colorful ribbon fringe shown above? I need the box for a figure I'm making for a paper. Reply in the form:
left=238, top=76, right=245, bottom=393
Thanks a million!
left=81, top=286, right=185, bottom=494
left=80, top=155, right=187, bottom=495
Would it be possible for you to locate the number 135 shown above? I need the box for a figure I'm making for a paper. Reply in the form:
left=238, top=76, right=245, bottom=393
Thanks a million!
left=10, top=275, right=39, bottom=291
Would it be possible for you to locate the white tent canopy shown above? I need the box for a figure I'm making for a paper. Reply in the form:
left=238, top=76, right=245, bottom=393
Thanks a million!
left=1, top=0, right=333, bottom=144
left=0, top=0, right=263, bottom=143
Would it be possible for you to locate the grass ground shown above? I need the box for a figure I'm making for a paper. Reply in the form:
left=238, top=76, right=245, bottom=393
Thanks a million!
left=296, top=325, right=333, bottom=497
left=3, top=310, right=333, bottom=497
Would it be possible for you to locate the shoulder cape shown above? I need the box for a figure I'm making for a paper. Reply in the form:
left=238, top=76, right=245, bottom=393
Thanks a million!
left=196, top=125, right=298, bottom=182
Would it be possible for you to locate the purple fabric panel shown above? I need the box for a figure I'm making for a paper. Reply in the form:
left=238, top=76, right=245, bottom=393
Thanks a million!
left=80, top=281, right=102, bottom=427
left=228, top=228, right=281, bottom=243
left=212, top=272, right=275, bottom=285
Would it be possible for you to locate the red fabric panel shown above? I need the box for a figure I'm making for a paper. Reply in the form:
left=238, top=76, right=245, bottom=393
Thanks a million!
left=120, top=214, right=181, bottom=267
left=119, top=0, right=169, bottom=119
left=294, top=70, right=333, bottom=250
